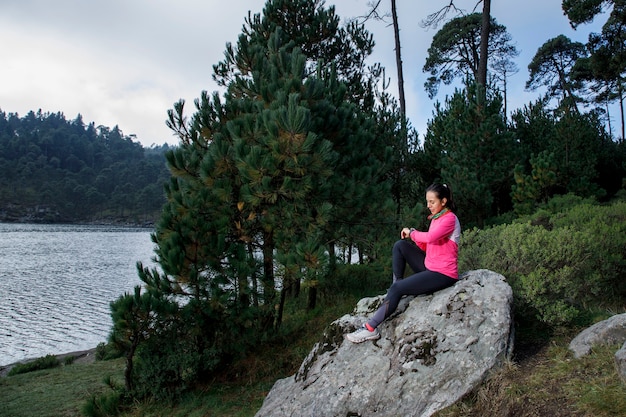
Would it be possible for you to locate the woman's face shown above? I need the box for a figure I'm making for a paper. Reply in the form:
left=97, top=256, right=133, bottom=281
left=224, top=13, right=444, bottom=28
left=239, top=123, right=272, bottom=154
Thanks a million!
left=426, top=190, right=447, bottom=215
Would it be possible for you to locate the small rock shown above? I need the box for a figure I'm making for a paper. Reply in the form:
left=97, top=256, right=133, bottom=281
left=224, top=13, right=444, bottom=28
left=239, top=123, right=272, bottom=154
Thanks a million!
left=569, top=313, right=626, bottom=359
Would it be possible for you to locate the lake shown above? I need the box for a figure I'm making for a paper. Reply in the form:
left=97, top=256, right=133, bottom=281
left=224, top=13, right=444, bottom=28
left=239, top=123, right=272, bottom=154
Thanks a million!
left=0, top=223, right=156, bottom=366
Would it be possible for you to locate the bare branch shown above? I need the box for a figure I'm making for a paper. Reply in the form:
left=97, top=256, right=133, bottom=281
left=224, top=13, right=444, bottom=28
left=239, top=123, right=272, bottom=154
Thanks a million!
left=471, top=0, right=484, bottom=13
left=420, top=1, right=464, bottom=29
left=351, top=0, right=390, bottom=25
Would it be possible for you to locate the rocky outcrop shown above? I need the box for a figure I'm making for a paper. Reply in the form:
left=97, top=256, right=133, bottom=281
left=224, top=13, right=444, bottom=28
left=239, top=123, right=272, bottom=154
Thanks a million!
left=568, top=313, right=626, bottom=359
left=255, top=269, right=514, bottom=417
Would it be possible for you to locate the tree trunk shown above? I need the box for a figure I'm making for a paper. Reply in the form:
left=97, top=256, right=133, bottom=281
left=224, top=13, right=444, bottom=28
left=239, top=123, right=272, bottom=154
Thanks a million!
left=605, top=100, right=613, bottom=138
left=249, top=242, right=259, bottom=307
left=276, top=284, right=287, bottom=328
left=262, top=230, right=276, bottom=304
left=327, top=240, right=337, bottom=272
left=124, top=341, right=138, bottom=392
left=391, top=0, right=408, bottom=219
left=238, top=244, right=251, bottom=308
left=391, top=0, right=405, bottom=117
left=478, top=0, right=491, bottom=90
left=307, top=285, right=317, bottom=310
left=503, top=74, right=508, bottom=116
left=292, top=275, right=300, bottom=298
left=617, top=83, right=624, bottom=140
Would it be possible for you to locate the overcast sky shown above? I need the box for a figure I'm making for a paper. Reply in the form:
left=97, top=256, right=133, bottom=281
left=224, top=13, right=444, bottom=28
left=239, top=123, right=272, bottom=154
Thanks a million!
left=0, top=0, right=606, bottom=147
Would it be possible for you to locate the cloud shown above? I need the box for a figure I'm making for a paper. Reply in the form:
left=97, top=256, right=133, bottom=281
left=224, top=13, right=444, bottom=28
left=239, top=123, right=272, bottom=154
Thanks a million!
left=0, top=0, right=611, bottom=146
left=0, top=0, right=268, bottom=145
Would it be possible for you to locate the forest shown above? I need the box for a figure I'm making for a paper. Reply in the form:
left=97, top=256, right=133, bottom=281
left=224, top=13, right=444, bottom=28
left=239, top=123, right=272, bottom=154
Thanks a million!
left=3, top=0, right=626, bottom=416
left=0, top=110, right=170, bottom=224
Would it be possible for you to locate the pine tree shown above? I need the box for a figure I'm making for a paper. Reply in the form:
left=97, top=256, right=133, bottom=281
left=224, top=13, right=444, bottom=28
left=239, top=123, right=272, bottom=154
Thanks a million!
left=510, top=99, right=612, bottom=210
left=423, top=83, right=518, bottom=226
left=212, top=0, right=395, bottom=304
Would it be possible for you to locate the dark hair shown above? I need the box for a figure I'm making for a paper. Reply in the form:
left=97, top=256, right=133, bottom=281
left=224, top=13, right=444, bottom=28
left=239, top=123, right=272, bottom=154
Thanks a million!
left=426, top=183, right=457, bottom=212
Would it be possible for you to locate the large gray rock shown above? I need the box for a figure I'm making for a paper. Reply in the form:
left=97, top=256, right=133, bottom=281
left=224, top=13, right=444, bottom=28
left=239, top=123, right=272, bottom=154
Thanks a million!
left=255, top=269, right=514, bottom=417
left=568, top=313, right=626, bottom=359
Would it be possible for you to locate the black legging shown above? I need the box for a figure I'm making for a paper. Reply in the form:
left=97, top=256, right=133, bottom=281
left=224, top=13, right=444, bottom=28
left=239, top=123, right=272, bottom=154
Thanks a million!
left=367, top=240, right=457, bottom=329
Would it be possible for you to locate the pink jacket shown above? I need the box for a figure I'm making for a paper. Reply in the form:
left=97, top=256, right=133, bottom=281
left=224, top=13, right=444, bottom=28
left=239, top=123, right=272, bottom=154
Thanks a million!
left=409, top=211, right=461, bottom=279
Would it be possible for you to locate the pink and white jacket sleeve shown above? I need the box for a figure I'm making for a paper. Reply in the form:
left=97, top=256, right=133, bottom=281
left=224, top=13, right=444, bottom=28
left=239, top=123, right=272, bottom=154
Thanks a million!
left=409, top=211, right=461, bottom=279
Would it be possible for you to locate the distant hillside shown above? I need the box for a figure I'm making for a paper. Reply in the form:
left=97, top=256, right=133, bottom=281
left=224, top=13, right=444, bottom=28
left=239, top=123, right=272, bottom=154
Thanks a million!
left=0, top=109, right=173, bottom=224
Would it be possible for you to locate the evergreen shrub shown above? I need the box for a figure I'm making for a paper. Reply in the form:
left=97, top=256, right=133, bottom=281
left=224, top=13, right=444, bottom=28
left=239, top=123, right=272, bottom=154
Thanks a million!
left=131, top=330, right=206, bottom=401
left=82, top=375, right=126, bottom=417
left=128, top=301, right=230, bottom=401
left=82, top=391, right=123, bottom=417
left=459, top=195, right=626, bottom=326
left=7, top=354, right=60, bottom=376
left=95, top=342, right=124, bottom=361
left=326, top=263, right=388, bottom=298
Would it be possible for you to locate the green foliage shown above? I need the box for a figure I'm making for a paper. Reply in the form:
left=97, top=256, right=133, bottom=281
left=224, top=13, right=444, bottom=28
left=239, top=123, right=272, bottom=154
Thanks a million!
left=0, top=110, right=170, bottom=223
left=322, top=263, right=389, bottom=299
left=423, top=13, right=518, bottom=98
left=82, top=390, right=123, bottom=417
left=526, top=35, right=587, bottom=111
left=460, top=196, right=626, bottom=326
left=510, top=100, right=620, bottom=214
left=572, top=4, right=626, bottom=126
left=563, top=0, right=614, bottom=28
left=95, top=342, right=123, bottom=361
left=130, top=325, right=213, bottom=401
left=423, top=82, right=518, bottom=227
left=82, top=375, right=128, bottom=417
left=7, top=354, right=60, bottom=376
left=511, top=151, right=558, bottom=215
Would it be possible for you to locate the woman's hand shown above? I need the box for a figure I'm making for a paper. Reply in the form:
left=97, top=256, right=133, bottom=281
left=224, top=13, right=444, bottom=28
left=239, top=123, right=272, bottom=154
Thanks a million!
left=401, top=227, right=411, bottom=239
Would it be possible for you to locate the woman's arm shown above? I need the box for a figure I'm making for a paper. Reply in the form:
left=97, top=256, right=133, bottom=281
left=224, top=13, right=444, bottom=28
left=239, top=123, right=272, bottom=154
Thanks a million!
left=410, top=213, right=456, bottom=243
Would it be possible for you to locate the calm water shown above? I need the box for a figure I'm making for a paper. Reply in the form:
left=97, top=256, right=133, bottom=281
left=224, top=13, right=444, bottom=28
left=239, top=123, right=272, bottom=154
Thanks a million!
left=0, top=223, right=156, bottom=366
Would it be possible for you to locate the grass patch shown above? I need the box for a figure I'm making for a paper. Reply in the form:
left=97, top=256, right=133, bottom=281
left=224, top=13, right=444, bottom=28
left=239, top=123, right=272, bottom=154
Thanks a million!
left=434, top=337, right=626, bottom=417
left=563, top=344, right=626, bottom=416
left=7, top=354, right=60, bottom=376
left=119, top=382, right=273, bottom=417
left=0, top=358, right=125, bottom=417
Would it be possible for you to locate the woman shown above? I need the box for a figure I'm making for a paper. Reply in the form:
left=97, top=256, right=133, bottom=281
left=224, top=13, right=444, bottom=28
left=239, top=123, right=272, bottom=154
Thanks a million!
left=346, top=183, right=461, bottom=343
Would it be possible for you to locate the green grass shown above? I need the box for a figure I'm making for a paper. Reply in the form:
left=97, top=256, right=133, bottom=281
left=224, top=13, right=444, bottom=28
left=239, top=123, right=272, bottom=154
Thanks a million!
left=434, top=336, right=626, bottom=417
left=0, top=358, right=125, bottom=417
left=7, top=354, right=60, bottom=376
left=118, top=382, right=273, bottom=417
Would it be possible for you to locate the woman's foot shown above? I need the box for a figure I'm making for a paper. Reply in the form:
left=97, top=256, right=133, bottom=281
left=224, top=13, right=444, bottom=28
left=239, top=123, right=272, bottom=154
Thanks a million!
left=346, top=325, right=380, bottom=343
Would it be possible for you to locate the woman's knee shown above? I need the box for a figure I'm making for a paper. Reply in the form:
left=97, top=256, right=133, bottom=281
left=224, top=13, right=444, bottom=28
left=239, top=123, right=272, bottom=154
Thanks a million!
left=387, top=281, right=402, bottom=299
left=393, top=239, right=411, bottom=254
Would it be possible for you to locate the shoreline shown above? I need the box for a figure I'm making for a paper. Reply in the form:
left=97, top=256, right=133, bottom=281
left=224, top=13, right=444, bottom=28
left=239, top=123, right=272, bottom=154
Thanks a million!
left=0, top=347, right=98, bottom=378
